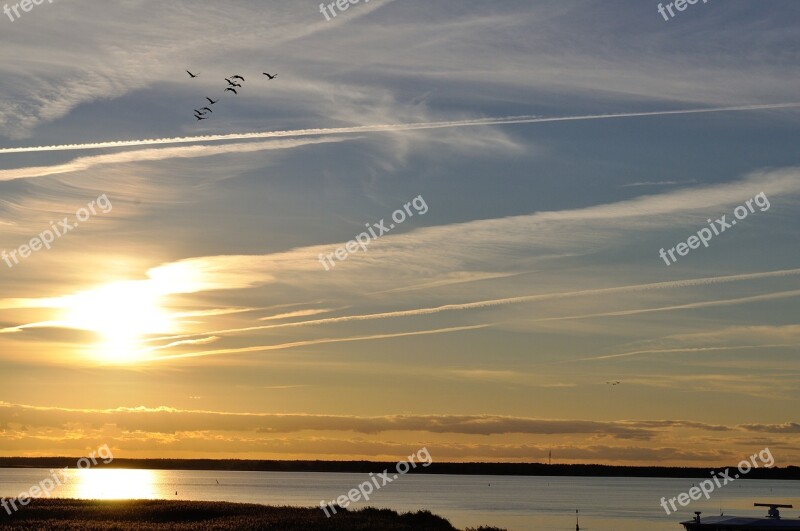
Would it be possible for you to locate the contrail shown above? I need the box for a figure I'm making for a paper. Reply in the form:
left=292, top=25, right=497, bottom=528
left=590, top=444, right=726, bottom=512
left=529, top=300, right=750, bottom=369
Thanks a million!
left=140, top=267, right=800, bottom=345
left=576, top=344, right=793, bottom=362
left=149, top=324, right=489, bottom=361
left=2, top=103, right=798, bottom=155
left=531, top=289, right=800, bottom=324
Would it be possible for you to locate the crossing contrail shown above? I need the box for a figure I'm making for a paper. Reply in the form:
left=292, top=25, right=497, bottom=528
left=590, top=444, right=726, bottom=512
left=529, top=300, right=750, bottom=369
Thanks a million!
left=1, top=103, right=798, bottom=155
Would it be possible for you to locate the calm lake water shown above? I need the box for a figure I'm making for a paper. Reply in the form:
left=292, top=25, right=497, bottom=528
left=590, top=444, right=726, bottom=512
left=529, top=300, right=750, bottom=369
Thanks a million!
left=1, top=468, right=799, bottom=530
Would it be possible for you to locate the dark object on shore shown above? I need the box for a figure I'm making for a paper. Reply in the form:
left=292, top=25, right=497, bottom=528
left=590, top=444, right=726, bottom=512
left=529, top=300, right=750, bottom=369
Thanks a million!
left=0, top=499, right=506, bottom=531
left=681, top=503, right=800, bottom=530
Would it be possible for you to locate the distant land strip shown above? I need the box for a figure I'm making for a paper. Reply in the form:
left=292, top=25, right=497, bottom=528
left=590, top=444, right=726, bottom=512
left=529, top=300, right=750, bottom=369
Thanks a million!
left=0, top=458, right=798, bottom=479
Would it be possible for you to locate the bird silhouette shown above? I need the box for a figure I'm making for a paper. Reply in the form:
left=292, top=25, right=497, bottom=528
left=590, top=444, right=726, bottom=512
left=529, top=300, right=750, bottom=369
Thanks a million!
left=224, top=78, right=242, bottom=87
left=606, top=381, right=621, bottom=386
left=194, top=115, right=208, bottom=120
left=186, top=70, right=199, bottom=78
left=231, top=75, right=245, bottom=81
left=263, top=73, right=277, bottom=79
left=200, top=107, right=213, bottom=113
left=224, top=87, right=238, bottom=94
left=206, top=97, right=218, bottom=104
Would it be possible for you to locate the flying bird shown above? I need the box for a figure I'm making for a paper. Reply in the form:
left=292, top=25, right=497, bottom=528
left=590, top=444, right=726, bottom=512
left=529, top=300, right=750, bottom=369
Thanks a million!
left=194, top=115, right=208, bottom=120
left=200, top=107, right=213, bottom=113
left=194, top=109, right=208, bottom=116
left=186, top=70, right=199, bottom=78
left=606, top=381, right=621, bottom=386
left=231, top=75, right=245, bottom=81
left=224, top=87, right=238, bottom=94
left=263, top=73, right=277, bottom=79
left=206, top=97, right=218, bottom=104
left=225, top=78, right=242, bottom=87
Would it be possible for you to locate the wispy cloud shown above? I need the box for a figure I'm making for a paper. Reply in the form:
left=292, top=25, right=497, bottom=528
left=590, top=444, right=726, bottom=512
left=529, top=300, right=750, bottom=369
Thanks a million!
left=0, top=137, right=356, bottom=182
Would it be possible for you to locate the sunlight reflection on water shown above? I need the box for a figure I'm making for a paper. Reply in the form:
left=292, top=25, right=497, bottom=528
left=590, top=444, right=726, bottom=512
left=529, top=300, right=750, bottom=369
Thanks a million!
left=71, top=469, right=161, bottom=500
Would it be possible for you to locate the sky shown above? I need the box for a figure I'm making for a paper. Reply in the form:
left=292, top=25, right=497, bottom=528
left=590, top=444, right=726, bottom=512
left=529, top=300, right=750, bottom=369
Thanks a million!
left=0, top=0, right=798, bottom=466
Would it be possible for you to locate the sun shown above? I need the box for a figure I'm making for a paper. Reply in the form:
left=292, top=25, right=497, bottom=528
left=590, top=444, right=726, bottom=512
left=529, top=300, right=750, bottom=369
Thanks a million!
left=60, top=280, right=174, bottom=363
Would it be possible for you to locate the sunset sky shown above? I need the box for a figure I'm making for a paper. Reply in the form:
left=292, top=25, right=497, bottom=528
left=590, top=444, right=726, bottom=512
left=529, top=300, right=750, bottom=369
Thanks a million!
left=0, top=0, right=798, bottom=465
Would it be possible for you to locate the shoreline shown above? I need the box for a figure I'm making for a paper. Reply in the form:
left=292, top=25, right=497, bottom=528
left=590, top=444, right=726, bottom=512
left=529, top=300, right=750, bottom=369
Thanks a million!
left=0, top=498, right=504, bottom=530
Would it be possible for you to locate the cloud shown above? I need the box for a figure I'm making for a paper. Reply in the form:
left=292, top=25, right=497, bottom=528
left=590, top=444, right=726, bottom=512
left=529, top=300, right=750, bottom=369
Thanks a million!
left=0, top=137, right=356, bottom=182
left=0, top=401, right=736, bottom=438
left=0, top=1, right=399, bottom=138
left=740, top=423, right=800, bottom=434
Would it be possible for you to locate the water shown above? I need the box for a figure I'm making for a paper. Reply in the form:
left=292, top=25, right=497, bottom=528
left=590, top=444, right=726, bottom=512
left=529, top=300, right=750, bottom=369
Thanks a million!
left=1, top=468, right=798, bottom=530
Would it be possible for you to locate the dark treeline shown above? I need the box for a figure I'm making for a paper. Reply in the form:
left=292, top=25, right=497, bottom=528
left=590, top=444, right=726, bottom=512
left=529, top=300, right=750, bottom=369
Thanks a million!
left=0, top=458, right=798, bottom=479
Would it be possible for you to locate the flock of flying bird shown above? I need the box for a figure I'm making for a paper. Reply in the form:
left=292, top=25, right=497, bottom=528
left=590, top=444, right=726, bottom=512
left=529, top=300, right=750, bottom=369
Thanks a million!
left=185, top=70, right=278, bottom=121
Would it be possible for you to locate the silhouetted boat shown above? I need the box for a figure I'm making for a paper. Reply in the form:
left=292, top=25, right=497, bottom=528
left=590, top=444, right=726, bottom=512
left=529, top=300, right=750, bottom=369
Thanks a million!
left=681, top=504, right=800, bottom=529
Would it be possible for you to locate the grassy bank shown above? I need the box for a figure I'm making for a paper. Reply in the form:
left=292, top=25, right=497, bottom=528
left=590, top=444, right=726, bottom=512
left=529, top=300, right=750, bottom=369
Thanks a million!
left=0, top=499, right=505, bottom=530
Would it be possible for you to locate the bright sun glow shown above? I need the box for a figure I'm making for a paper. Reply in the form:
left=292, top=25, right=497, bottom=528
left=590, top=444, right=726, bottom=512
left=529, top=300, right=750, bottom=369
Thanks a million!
left=59, top=280, right=174, bottom=363
left=45, top=262, right=207, bottom=363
